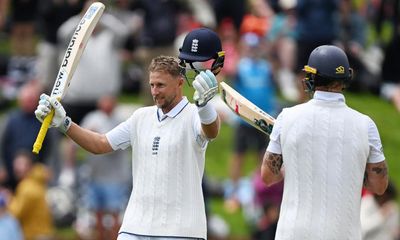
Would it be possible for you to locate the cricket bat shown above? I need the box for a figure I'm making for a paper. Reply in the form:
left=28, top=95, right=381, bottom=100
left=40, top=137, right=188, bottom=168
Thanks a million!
left=32, top=2, right=105, bottom=154
left=219, top=81, right=275, bottom=135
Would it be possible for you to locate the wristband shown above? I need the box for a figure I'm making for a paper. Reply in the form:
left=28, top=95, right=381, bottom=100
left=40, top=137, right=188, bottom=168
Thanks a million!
left=58, top=116, right=72, bottom=134
left=197, top=103, right=217, bottom=125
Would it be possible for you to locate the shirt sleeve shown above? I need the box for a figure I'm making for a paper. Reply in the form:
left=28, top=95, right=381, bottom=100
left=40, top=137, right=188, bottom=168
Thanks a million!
left=105, top=116, right=132, bottom=150
left=266, top=110, right=284, bottom=154
left=366, top=117, right=385, bottom=163
left=192, top=111, right=208, bottom=148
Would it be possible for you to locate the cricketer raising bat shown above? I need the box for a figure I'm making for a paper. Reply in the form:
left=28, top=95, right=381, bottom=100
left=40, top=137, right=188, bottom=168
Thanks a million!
left=32, top=2, right=105, bottom=154
left=219, top=81, right=275, bottom=135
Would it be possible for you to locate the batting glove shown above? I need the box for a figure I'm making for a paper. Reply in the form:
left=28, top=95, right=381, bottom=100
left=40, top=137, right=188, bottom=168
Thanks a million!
left=193, top=70, right=218, bottom=107
left=35, top=94, right=72, bottom=133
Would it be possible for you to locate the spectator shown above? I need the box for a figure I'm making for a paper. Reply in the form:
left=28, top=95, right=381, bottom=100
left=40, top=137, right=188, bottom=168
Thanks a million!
left=212, top=0, right=246, bottom=31
left=252, top=200, right=280, bottom=240
left=372, top=0, right=400, bottom=46
left=4, top=55, right=37, bottom=101
left=131, top=0, right=186, bottom=105
left=0, top=0, right=7, bottom=30
left=79, top=95, right=131, bottom=240
left=375, top=181, right=400, bottom=240
left=109, top=0, right=144, bottom=95
left=7, top=0, right=39, bottom=56
left=240, top=0, right=274, bottom=37
left=294, top=0, right=340, bottom=101
left=361, top=189, right=392, bottom=240
left=267, top=0, right=299, bottom=102
left=185, top=0, right=216, bottom=29
left=337, top=0, right=379, bottom=93
left=250, top=170, right=283, bottom=240
left=224, top=32, right=277, bottom=212
left=0, top=80, right=52, bottom=191
left=0, top=190, right=23, bottom=240
left=0, top=0, right=37, bottom=99
left=8, top=150, right=55, bottom=240
left=0, top=0, right=39, bottom=96
left=380, top=22, right=400, bottom=112
left=217, top=18, right=240, bottom=81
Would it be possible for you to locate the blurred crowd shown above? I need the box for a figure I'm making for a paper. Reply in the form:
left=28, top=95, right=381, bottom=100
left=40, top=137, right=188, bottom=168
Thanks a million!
left=0, top=0, right=399, bottom=239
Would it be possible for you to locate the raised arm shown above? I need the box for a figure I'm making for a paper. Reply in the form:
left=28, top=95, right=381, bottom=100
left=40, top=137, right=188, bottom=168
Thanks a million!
left=363, top=160, right=389, bottom=195
left=261, top=151, right=284, bottom=186
left=66, top=122, right=113, bottom=154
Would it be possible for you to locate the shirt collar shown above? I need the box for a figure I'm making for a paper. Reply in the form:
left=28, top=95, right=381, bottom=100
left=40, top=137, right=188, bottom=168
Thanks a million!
left=313, top=90, right=345, bottom=102
left=157, top=97, right=189, bottom=121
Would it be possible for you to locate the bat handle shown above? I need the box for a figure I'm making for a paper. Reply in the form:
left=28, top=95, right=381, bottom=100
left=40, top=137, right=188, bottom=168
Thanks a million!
left=32, top=109, right=54, bottom=154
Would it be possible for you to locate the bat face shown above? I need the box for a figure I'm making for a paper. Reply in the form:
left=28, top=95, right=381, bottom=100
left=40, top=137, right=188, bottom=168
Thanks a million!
left=219, top=82, right=275, bottom=135
left=52, top=69, right=68, bottom=98
left=50, top=2, right=105, bottom=100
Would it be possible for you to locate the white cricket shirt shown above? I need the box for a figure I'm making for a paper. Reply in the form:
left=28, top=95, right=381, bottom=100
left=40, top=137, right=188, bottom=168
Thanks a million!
left=267, top=91, right=385, bottom=240
left=106, top=97, right=208, bottom=239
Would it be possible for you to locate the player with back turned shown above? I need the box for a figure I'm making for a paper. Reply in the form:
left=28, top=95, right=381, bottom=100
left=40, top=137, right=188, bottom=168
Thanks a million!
left=261, top=45, right=389, bottom=240
left=34, top=28, right=224, bottom=240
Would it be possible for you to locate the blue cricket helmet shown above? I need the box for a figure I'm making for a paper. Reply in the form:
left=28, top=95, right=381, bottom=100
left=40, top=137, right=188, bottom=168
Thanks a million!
left=303, top=45, right=353, bottom=91
left=178, top=28, right=225, bottom=78
left=179, top=28, right=223, bottom=62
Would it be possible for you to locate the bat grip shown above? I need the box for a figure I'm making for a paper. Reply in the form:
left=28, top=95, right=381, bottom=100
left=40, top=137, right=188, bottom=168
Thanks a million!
left=32, top=109, right=54, bottom=154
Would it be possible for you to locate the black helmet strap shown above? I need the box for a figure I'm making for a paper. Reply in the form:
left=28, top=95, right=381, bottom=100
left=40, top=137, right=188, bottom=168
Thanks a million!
left=210, top=51, right=225, bottom=76
left=303, top=73, right=315, bottom=92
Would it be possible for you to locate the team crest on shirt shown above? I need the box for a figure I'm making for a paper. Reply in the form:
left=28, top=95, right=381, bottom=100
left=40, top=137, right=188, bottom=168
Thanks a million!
left=152, top=136, right=160, bottom=155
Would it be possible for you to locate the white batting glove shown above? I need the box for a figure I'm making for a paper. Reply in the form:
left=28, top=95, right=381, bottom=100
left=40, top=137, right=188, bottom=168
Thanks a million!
left=35, top=94, right=72, bottom=133
left=193, top=70, right=218, bottom=107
